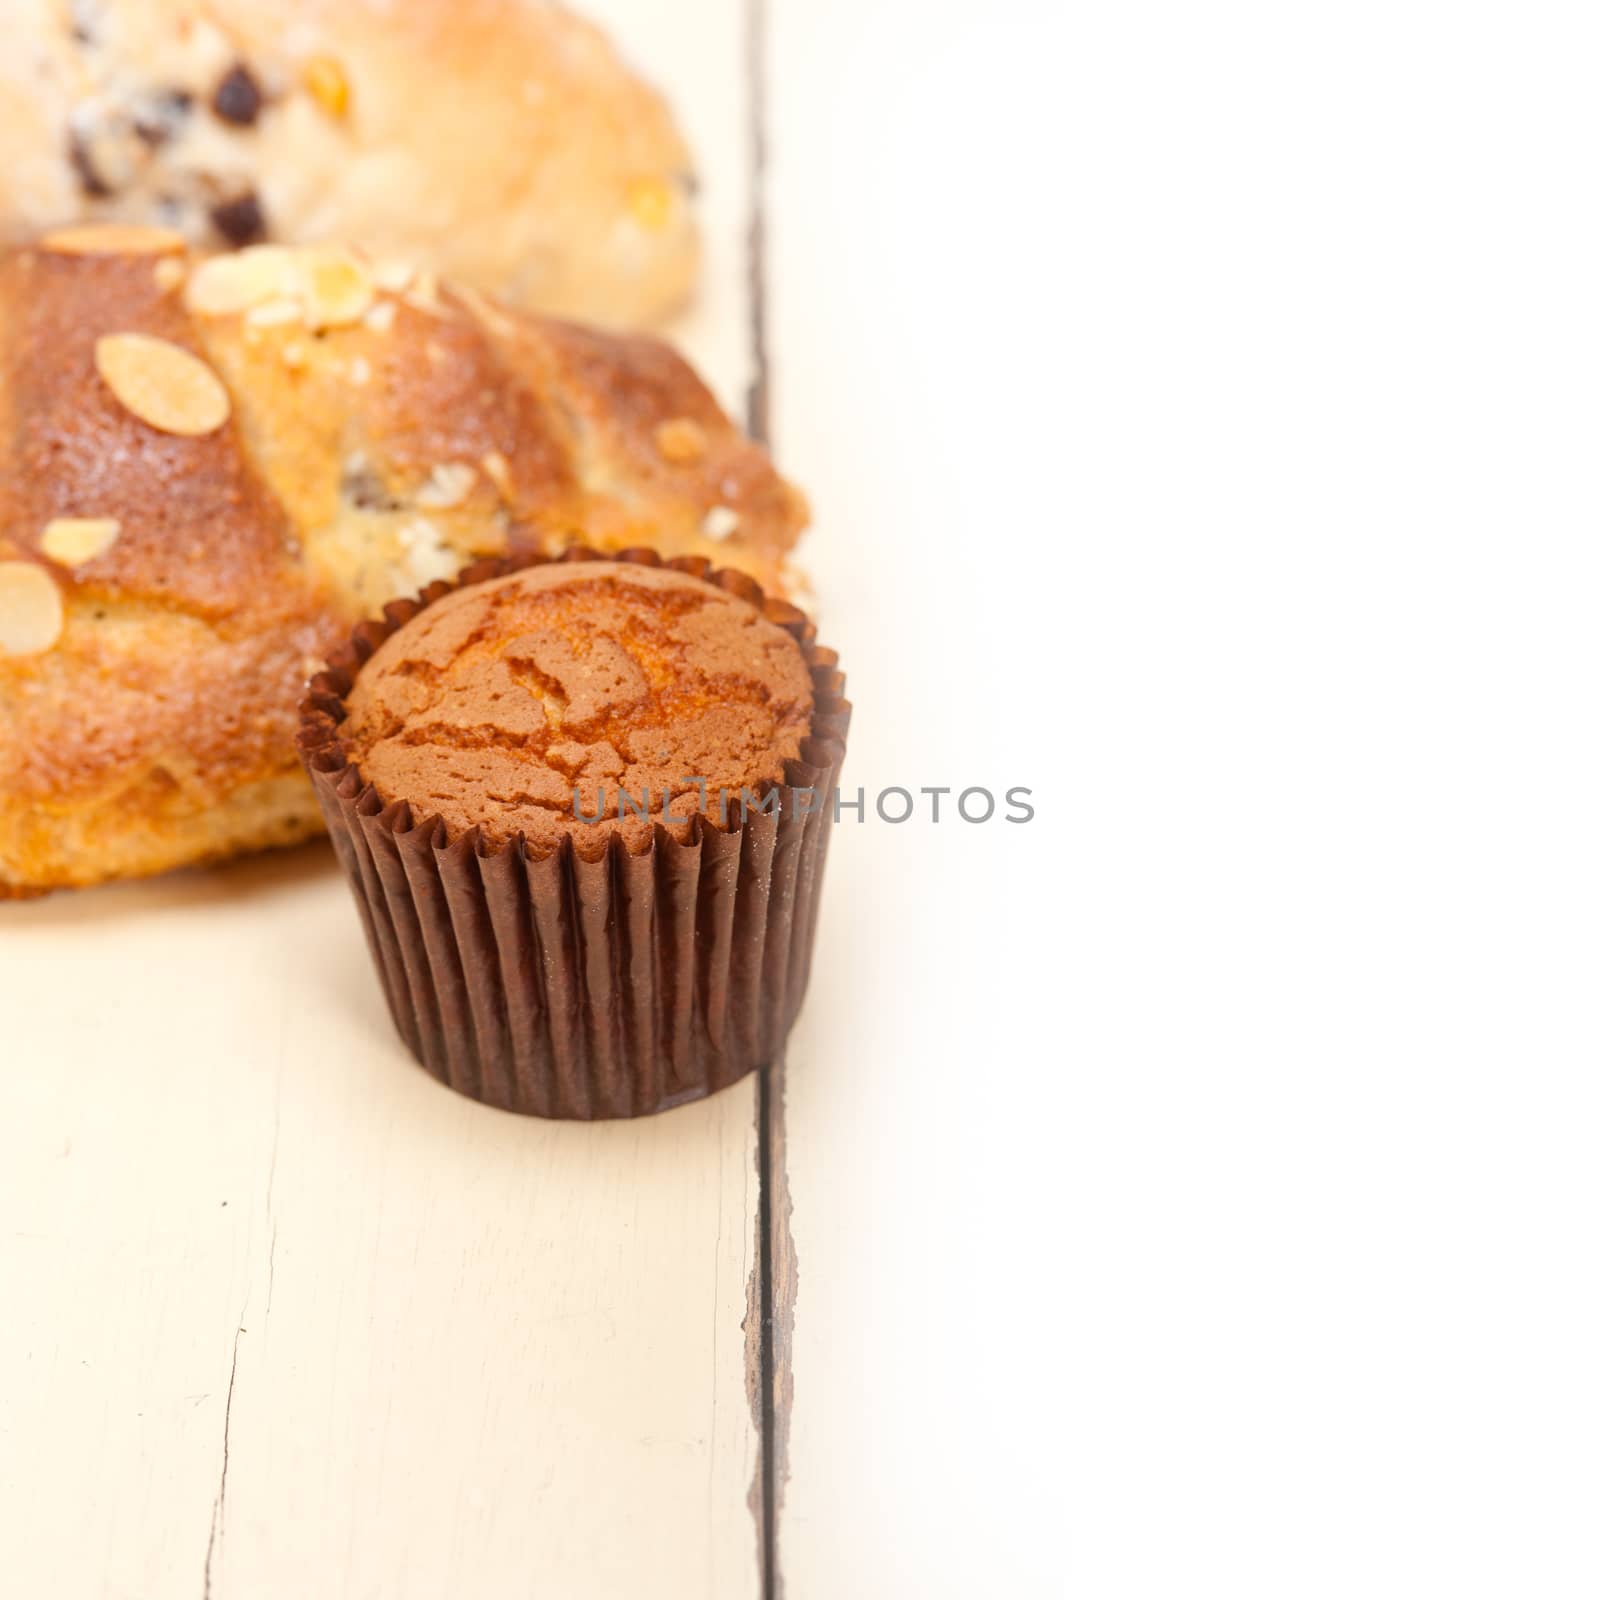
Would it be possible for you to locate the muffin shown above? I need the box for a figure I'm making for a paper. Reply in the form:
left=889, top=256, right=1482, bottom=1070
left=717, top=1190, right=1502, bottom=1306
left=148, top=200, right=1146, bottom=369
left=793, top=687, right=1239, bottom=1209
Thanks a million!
left=297, top=549, right=850, bottom=1118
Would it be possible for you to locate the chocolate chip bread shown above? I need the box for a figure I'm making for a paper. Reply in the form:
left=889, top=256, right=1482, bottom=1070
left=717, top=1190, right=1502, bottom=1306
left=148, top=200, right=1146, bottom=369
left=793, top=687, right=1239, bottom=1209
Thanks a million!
left=0, top=230, right=807, bottom=896
left=0, top=0, right=697, bottom=325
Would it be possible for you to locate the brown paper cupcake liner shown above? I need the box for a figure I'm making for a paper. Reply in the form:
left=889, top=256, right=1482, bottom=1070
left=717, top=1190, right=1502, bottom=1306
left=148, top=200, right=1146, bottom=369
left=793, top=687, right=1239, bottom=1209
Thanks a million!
left=295, top=545, right=851, bottom=1119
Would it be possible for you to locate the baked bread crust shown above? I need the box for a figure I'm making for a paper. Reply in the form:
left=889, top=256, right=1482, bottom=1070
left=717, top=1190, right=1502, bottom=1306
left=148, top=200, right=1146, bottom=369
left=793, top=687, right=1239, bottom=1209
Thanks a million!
left=0, top=0, right=697, bottom=325
left=0, top=233, right=806, bottom=895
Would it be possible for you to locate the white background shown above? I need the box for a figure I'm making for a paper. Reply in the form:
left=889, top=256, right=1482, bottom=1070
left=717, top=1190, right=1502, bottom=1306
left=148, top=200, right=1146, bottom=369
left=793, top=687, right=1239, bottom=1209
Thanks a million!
left=774, top=0, right=1599, bottom=1594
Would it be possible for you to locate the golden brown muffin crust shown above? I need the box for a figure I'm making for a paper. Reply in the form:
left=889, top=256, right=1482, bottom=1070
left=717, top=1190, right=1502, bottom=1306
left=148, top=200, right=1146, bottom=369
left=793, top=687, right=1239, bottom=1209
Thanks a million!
left=342, top=563, right=815, bottom=854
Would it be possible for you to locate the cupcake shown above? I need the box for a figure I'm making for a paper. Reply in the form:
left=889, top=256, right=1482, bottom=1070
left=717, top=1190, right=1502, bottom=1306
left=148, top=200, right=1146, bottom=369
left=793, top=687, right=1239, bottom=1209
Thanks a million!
left=297, top=549, right=849, bottom=1118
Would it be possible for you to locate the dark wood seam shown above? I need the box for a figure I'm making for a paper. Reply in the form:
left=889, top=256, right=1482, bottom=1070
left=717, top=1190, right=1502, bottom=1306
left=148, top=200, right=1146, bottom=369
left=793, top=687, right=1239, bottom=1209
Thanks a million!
left=744, top=1, right=785, bottom=1597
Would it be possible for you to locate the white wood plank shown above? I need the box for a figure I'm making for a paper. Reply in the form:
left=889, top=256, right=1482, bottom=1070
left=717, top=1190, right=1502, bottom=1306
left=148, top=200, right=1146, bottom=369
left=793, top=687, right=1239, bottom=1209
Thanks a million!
left=0, top=859, right=760, bottom=1597
left=770, top=4, right=1600, bottom=1599
left=0, top=5, right=763, bottom=1596
left=765, top=2, right=1067, bottom=1594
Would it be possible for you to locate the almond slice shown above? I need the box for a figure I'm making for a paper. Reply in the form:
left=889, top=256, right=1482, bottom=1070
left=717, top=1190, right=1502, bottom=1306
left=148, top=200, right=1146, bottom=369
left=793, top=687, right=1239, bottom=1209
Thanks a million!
left=452, top=283, right=519, bottom=340
left=480, top=450, right=514, bottom=501
left=401, top=271, right=448, bottom=317
left=43, top=223, right=186, bottom=257
left=40, top=517, right=121, bottom=567
left=95, top=334, right=231, bottom=436
left=184, top=245, right=300, bottom=317
left=0, top=562, right=64, bottom=656
left=371, top=259, right=416, bottom=293
left=300, top=247, right=374, bottom=328
left=244, top=296, right=302, bottom=328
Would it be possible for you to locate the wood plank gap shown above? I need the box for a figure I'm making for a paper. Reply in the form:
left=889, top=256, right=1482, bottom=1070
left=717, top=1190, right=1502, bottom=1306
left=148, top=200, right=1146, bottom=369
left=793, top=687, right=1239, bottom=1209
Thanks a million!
left=760, top=1057, right=798, bottom=1600
left=742, top=1, right=795, bottom=1595
left=755, top=1062, right=779, bottom=1600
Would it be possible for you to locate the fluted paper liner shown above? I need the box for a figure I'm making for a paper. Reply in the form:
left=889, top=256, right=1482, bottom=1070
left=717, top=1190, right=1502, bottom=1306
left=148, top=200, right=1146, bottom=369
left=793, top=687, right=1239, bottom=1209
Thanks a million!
left=296, top=546, right=851, bottom=1118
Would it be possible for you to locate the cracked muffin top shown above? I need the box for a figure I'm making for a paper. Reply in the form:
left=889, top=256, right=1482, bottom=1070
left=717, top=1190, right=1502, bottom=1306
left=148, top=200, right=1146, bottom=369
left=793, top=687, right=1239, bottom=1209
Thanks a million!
left=342, top=561, right=815, bottom=852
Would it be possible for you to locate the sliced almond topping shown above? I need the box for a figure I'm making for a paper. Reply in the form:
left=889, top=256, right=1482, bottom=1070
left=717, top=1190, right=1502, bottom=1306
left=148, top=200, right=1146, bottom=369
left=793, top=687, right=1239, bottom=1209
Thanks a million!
left=184, top=245, right=300, bottom=316
left=371, top=259, right=416, bottom=293
left=0, top=562, right=64, bottom=657
left=701, top=505, right=740, bottom=542
left=43, top=223, right=186, bottom=257
left=452, top=283, right=519, bottom=339
left=363, top=299, right=397, bottom=334
left=480, top=450, right=514, bottom=500
left=655, top=417, right=708, bottom=465
left=348, top=356, right=372, bottom=386
left=94, top=334, right=231, bottom=436
left=153, top=256, right=187, bottom=294
left=40, top=517, right=121, bottom=568
left=244, top=296, right=302, bottom=327
left=402, top=272, right=448, bottom=317
left=416, top=462, right=476, bottom=509
left=301, top=247, right=374, bottom=328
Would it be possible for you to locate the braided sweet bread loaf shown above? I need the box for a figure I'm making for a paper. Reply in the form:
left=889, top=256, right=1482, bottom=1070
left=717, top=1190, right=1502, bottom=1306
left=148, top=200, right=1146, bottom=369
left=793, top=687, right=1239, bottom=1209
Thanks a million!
left=0, top=229, right=805, bottom=895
